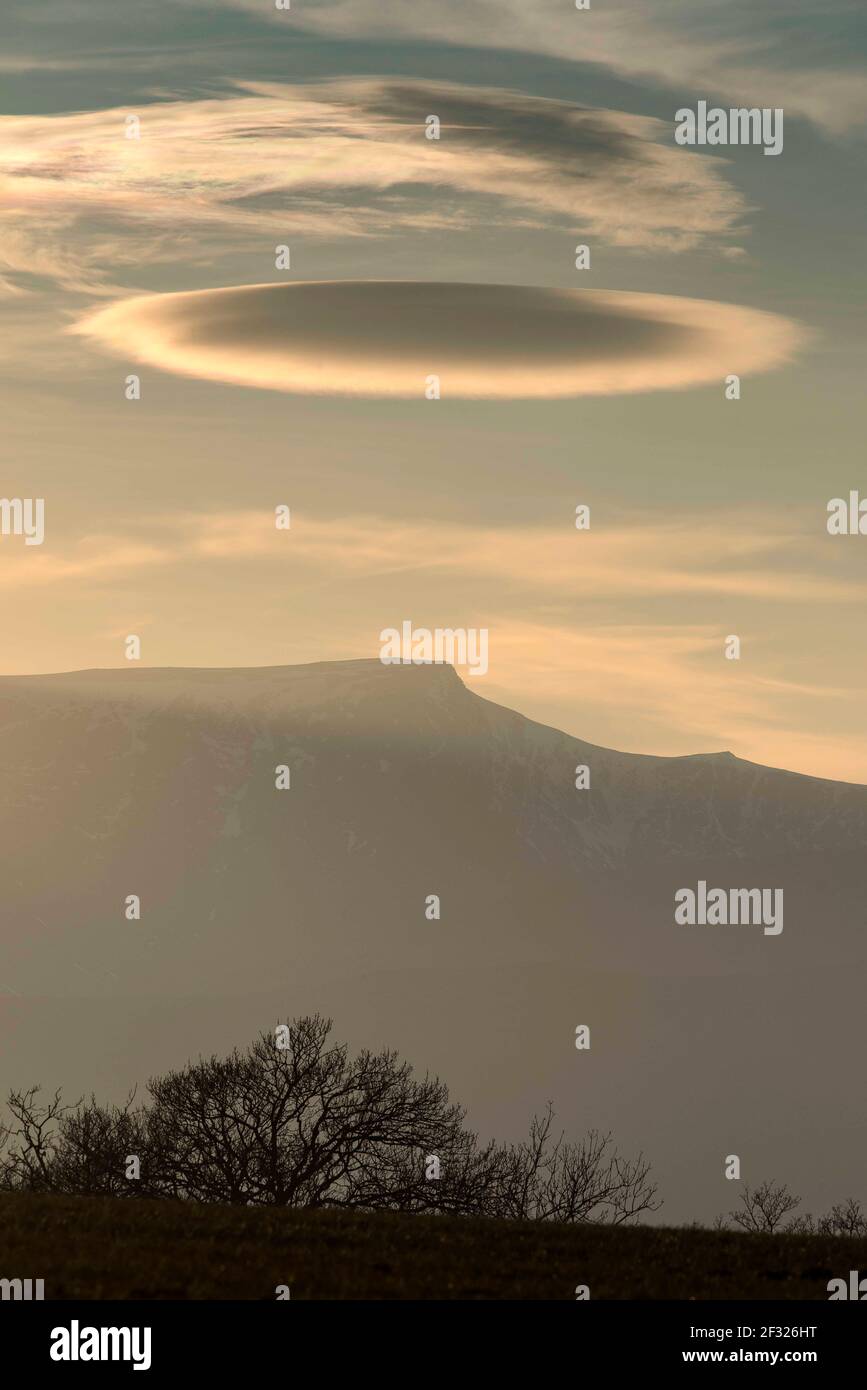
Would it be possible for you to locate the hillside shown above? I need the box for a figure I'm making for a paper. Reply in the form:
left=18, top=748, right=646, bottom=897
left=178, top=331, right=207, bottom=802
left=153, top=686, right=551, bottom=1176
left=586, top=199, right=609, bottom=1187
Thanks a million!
left=2, top=1190, right=864, bottom=1300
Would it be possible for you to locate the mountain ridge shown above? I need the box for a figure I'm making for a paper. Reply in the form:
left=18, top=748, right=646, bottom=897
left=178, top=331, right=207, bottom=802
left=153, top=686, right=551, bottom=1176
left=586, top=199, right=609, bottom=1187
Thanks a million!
left=1, top=657, right=861, bottom=790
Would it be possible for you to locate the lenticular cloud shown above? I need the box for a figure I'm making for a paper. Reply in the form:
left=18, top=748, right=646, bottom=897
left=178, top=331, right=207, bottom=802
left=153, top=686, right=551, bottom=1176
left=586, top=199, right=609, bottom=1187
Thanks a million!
left=74, top=281, right=805, bottom=399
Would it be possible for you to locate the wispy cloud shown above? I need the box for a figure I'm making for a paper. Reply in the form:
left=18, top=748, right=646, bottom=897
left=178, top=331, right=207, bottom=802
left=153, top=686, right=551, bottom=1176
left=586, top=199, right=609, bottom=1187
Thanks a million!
left=0, top=79, right=749, bottom=293
left=5, top=1, right=865, bottom=135
left=1, top=507, right=856, bottom=603
left=227, top=0, right=867, bottom=135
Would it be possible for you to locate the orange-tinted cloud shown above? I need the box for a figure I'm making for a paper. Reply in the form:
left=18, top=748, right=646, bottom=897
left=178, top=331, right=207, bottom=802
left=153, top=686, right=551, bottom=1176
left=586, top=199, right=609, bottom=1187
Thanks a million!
left=74, top=280, right=806, bottom=398
left=0, top=79, right=749, bottom=293
left=0, top=508, right=855, bottom=605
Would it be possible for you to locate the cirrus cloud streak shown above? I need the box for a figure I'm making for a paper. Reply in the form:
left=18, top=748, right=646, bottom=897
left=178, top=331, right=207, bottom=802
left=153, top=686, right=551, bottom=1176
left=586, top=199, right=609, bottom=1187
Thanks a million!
left=0, top=78, right=749, bottom=294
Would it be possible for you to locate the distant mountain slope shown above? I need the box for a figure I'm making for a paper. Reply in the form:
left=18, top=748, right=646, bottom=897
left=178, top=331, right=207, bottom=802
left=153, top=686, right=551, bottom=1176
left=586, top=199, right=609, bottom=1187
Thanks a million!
left=1, top=659, right=864, bottom=996
left=1, top=660, right=865, bottom=1224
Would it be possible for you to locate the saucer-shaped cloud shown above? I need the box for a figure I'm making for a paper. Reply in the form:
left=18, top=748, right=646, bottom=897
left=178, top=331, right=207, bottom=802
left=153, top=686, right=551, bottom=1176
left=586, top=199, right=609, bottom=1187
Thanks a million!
left=74, top=281, right=804, bottom=398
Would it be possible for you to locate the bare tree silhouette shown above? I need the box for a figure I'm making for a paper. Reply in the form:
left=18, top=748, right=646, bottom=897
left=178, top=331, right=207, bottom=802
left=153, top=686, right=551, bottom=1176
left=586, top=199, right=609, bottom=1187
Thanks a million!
left=0, top=1015, right=659, bottom=1225
left=819, top=1198, right=867, bottom=1237
left=491, top=1104, right=660, bottom=1224
left=0, top=1087, right=70, bottom=1192
left=726, top=1180, right=802, bottom=1233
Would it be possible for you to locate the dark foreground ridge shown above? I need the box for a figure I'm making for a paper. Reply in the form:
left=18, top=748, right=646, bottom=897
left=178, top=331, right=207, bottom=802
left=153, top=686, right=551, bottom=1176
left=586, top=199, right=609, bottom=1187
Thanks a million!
left=2, top=1191, right=865, bottom=1300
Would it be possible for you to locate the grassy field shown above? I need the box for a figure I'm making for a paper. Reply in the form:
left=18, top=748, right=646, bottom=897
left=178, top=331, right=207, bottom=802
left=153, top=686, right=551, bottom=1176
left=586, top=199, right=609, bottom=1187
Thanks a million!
left=1, top=1191, right=864, bottom=1299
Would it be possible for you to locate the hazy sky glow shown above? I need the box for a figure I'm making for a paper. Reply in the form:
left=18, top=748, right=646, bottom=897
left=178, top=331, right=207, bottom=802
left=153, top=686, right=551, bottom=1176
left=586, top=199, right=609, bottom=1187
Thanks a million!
left=1, top=0, right=866, bottom=780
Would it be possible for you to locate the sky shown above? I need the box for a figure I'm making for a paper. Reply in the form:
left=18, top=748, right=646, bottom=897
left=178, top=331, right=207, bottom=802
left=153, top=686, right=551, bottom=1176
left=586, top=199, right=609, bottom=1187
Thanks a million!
left=1, top=0, right=866, bottom=781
